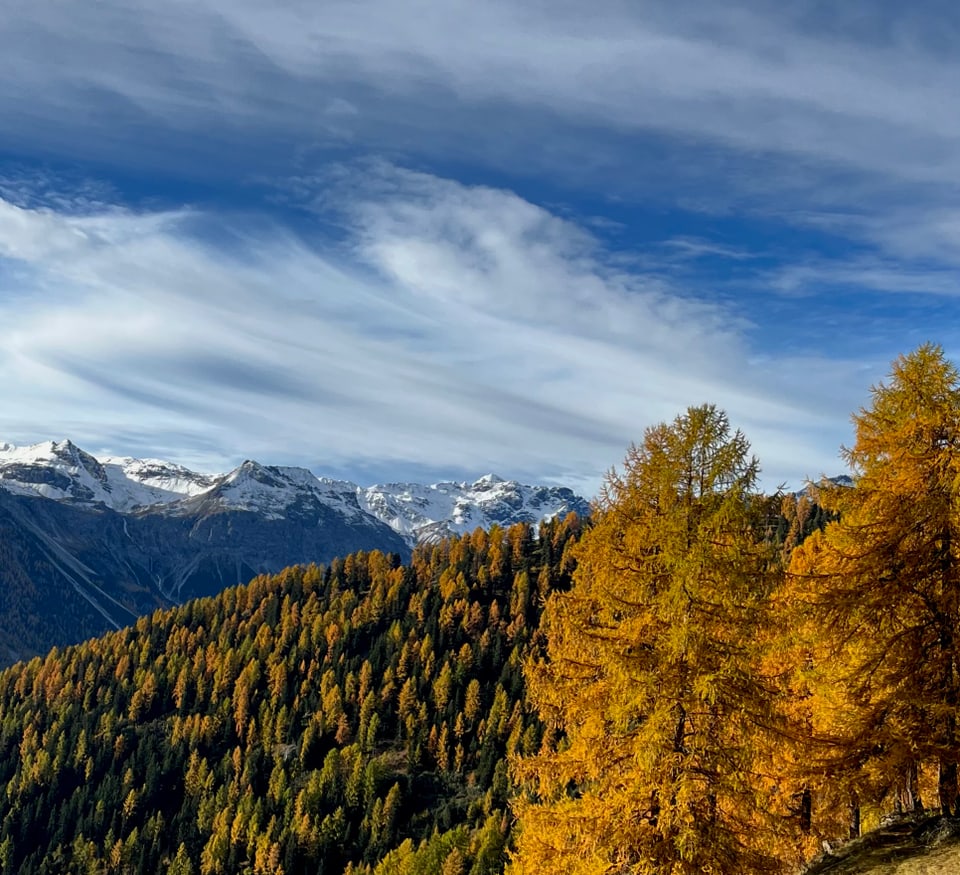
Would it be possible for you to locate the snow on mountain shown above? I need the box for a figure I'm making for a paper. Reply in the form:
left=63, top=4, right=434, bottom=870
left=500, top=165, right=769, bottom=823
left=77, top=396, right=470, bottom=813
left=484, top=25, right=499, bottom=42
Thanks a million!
left=101, top=455, right=218, bottom=501
left=359, top=473, right=590, bottom=544
left=792, top=474, right=854, bottom=499
left=0, top=441, right=589, bottom=544
left=189, top=461, right=368, bottom=522
left=0, top=440, right=216, bottom=512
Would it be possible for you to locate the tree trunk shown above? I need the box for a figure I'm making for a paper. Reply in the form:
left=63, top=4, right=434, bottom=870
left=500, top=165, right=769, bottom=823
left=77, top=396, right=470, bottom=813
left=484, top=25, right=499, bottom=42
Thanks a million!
left=849, top=795, right=860, bottom=839
left=800, top=787, right=812, bottom=834
left=906, top=761, right=923, bottom=813
left=940, top=758, right=957, bottom=816
left=672, top=705, right=686, bottom=754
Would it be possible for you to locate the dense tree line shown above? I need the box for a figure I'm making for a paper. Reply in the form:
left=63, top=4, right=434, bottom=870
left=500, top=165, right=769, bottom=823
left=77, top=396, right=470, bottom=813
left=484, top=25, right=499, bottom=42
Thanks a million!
left=0, top=515, right=582, bottom=874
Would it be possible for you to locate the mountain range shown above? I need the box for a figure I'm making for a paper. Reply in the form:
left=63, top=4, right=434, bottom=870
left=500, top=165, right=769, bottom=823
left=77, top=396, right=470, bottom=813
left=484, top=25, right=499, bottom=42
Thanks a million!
left=0, top=439, right=589, bottom=665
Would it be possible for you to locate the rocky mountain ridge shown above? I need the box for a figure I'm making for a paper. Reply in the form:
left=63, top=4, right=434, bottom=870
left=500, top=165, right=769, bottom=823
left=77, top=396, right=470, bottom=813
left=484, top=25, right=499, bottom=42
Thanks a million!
left=0, top=440, right=589, bottom=546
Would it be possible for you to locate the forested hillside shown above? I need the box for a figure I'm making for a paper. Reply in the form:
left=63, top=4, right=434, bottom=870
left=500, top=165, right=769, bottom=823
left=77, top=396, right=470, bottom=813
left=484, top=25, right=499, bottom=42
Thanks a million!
left=0, top=515, right=582, bottom=874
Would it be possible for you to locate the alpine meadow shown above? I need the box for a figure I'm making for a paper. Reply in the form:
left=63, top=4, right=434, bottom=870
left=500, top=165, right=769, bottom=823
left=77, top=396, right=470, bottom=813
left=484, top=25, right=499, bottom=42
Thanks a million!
left=2, top=345, right=960, bottom=872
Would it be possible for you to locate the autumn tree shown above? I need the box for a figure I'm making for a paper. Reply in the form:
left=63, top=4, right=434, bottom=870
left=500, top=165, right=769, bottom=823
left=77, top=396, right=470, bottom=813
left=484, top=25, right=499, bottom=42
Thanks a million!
left=790, top=343, right=960, bottom=819
left=510, top=405, right=786, bottom=875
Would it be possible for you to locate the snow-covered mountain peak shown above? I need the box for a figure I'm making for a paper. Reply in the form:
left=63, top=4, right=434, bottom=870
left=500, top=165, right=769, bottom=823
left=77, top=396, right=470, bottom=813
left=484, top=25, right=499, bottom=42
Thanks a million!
left=358, top=476, right=590, bottom=544
left=195, top=461, right=366, bottom=522
left=2, top=438, right=89, bottom=467
left=0, top=439, right=110, bottom=504
left=218, top=460, right=341, bottom=493
left=792, top=473, right=854, bottom=499
left=0, top=440, right=590, bottom=544
left=0, top=440, right=220, bottom=511
left=472, top=473, right=505, bottom=487
left=101, top=456, right=218, bottom=497
left=223, top=459, right=281, bottom=486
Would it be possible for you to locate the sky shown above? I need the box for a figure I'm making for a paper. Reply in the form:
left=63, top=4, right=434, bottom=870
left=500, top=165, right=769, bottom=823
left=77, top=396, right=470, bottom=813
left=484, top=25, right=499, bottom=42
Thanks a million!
left=3, top=1, right=960, bottom=496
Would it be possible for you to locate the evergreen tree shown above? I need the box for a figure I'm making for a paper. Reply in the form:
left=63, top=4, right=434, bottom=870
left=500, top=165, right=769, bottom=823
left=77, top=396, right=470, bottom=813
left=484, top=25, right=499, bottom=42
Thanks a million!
left=510, top=405, right=785, bottom=875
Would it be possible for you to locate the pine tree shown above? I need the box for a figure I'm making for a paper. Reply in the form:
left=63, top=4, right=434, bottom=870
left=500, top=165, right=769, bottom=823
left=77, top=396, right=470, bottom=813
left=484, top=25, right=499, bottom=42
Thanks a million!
left=790, top=344, right=960, bottom=819
left=510, top=405, right=785, bottom=875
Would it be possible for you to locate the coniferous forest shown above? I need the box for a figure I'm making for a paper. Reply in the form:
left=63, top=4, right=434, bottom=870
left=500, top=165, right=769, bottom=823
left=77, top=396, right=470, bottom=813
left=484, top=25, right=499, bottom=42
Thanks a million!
left=2, top=343, right=960, bottom=874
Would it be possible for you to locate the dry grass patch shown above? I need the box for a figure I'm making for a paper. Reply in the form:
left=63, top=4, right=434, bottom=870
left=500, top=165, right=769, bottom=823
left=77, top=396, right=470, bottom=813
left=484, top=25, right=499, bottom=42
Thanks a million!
left=804, top=816, right=960, bottom=874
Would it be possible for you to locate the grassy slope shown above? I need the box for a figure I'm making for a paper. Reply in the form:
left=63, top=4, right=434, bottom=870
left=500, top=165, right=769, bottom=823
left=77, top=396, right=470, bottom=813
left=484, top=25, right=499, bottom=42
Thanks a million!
left=804, top=817, right=960, bottom=874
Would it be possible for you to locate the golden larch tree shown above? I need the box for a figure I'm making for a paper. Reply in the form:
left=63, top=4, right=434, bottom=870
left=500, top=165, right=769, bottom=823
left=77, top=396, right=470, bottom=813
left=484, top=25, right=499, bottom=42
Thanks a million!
left=790, top=343, right=960, bottom=820
left=509, top=405, right=788, bottom=875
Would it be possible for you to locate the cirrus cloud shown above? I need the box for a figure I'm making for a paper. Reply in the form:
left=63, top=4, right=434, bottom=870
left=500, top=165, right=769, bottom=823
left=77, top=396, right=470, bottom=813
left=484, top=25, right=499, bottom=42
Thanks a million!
left=0, top=165, right=867, bottom=492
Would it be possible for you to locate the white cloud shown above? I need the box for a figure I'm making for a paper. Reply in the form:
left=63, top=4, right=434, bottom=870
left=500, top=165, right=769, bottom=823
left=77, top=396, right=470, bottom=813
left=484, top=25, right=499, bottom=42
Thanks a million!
left=0, top=166, right=863, bottom=492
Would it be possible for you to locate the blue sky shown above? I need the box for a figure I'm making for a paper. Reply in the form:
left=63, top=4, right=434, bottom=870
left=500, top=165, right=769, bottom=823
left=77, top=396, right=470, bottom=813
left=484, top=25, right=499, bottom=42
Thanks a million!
left=2, top=0, right=960, bottom=494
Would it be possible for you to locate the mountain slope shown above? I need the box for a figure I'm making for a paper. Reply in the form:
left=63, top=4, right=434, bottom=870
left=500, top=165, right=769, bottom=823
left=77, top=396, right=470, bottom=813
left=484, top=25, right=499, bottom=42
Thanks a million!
left=0, top=440, right=589, bottom=663
left=804, top=816, right=960, bottom=874
left=0, top=486, right=408, bottom=665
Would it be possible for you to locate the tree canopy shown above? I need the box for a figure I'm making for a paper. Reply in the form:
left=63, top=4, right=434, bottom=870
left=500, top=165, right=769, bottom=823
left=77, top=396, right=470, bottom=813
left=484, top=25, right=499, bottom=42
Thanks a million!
left=0, top=517, right=582, bottom=875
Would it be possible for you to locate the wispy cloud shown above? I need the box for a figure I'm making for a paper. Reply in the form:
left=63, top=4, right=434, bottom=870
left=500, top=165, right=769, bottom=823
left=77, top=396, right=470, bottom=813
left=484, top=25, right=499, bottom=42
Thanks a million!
left=0, top=165, right=864, bottom=491
left=7, top=1, right=960, bottom=196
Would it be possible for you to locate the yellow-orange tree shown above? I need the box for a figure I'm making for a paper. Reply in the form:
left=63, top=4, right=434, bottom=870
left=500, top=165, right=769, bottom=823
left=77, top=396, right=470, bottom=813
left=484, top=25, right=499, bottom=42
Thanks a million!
left=509, top=405, right=787, bottom=875
left=790, top=344, right=960, bottom=818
